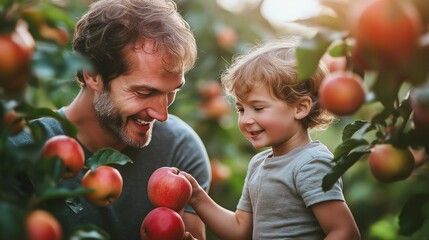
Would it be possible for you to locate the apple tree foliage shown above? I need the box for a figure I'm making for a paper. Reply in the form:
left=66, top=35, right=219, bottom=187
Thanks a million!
left=294, top=0, right=429, bottom=238
left=3, top=0, right=429, bottom=239
left=0, top=0, right=132, bottom=239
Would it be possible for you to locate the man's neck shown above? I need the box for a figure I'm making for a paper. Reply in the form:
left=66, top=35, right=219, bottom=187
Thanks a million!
left=63, top=89, right=126, bottom=153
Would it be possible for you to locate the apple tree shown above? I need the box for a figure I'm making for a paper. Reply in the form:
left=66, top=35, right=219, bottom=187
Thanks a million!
left=294, top=0, right=429, bottom=237
left=0, top=0, right=131, bottom=239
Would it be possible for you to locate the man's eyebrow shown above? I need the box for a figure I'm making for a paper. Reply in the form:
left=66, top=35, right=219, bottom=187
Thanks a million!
left=130, top=81, right=185, bottom=92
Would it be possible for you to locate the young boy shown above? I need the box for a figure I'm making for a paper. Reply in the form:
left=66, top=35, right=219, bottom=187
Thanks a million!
left=182, top=38, right=361, bottom=239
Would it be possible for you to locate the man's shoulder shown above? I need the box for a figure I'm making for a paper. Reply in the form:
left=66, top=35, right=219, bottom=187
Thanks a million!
left=154, top=114, right=195, bottom=136
left=8, top=117, right=65, bottom=146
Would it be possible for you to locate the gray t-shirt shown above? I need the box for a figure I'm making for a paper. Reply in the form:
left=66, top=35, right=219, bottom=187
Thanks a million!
left=8, top=109, right=211, bottom=240
left=237, top=141, right=344, bottom=239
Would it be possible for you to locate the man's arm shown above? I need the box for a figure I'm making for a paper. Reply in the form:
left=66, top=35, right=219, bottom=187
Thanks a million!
left=182, top=172, right=253, bottom=240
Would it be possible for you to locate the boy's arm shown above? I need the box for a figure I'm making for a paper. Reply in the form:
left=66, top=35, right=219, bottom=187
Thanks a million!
left=182, top=172, right=253, bottom=240
left=311, top=200, right=361, bottom=240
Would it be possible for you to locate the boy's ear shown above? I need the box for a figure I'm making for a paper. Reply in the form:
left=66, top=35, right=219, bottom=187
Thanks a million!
left=295, top=96, right=312, bottom=120
left=83, top=70, right=103, bottom=91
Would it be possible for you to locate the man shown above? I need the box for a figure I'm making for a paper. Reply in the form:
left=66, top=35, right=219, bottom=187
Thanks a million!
left=8, top=0, right=211, bottom=239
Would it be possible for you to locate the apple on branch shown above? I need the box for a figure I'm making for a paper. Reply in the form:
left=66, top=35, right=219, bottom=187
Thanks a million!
left=318, top=71, right=366, bottom=116
left=140, top=207, right=185, bottom=240
left=368, top=144, right=415, bottom=183
left=81, top=165, right=123, bottom=207
left=41, top=135, right=85, bottom=179
left=3, top=108, right=26, bottom=136
left=147, top=167, right=192, bottom=212
left=348, top=0, right=422, bottom=69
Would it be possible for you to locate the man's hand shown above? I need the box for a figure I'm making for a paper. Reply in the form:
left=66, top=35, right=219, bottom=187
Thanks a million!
left=183, top=232, right=197, bottom=240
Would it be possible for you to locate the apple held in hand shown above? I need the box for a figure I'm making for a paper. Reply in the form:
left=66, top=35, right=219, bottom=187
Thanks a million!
left=42, top=135, right=85, bottom=179
left=26, top=210, right=62, bottom=240
left=140, top=207, right=185, bottom=240
left=81, top=165, right=123, bottom=207
left=319, top=71, right=365, bottom=116
left=368, top=144, right=415, bottom=183
left=147, top=167, right=192, bottom=212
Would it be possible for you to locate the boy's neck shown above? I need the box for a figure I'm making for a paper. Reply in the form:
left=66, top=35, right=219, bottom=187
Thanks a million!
left=271, top=131, right=311, bottom=157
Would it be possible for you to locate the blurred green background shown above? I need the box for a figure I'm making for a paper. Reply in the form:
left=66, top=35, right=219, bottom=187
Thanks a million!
left=14, top=0, right=429, bottom=239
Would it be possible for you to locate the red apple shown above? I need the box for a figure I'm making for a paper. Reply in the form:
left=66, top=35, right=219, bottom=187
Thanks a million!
left=0, top=32, right=30, bottom=79
left=199, top=97, right=231, bottom=120
left=210, top=159, right=231, bottom=184
left=147, top=167, right=192, bottom=212
left=26, top=210, right=62, bottom=240
left=81, top=165, right=123, bottom=207
left=3, top=109, right=25, bottom=135
left=319, top=71, right=366, bottom=116
left=0, top=21, right=35, bottom=94
left=216, top=26, right=238, bottom=49
left=321, top=53, right=346, bottom=72
left=199, top=80, right=223, bottom=100
left=42, top=135, right=85, bottom=179
left=140, top=207, right=185, bottom=240
left=368, top=144, right=415, bottom=183
left=348, top=0, right=422, bottom=69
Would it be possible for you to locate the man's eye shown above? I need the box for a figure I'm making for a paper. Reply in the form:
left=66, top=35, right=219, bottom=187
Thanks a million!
left=136, top=91, right=152, bottom=97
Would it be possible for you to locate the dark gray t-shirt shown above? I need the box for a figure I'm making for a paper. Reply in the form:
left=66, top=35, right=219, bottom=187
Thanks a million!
left=8, top=110, right=211, bottom=240
left=237, top=141, right=344, bottom=239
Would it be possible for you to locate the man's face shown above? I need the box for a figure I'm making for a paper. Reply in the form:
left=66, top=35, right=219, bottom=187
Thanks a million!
left=93, top=41, right=184, bottom=148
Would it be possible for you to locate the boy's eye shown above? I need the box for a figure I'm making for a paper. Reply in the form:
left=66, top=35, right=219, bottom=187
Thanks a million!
left=254, top=107, right=264, bottom=111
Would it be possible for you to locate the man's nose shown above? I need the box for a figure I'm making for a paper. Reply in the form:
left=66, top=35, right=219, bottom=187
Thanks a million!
left=146, top=95, right=169, bottom=122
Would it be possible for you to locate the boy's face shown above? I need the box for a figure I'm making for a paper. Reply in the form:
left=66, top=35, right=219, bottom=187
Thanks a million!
left=235, top=85, right=305, bottom=155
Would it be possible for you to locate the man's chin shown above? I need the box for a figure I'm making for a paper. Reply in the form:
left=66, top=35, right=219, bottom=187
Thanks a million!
left=123, top=131, right=152, bottom=148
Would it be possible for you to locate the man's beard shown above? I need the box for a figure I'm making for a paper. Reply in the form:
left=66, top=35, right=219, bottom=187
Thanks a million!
left=93, top=90, right=152, bottom=148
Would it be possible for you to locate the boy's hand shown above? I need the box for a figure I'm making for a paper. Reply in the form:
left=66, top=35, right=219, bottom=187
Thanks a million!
left=180, top=171, right=205, bottom=207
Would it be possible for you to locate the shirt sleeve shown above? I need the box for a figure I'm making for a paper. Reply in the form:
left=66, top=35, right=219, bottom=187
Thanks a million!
left=295, top=157, right=345, bottom=208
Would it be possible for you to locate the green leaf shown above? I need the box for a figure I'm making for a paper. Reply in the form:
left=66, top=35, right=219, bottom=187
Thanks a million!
left=0, top=202, right=26, bottom=240
left=17, top=103, right=78, bottom=138
left=328, top=41, right=350, bottom=57
left=398, top=193, right=429, bottom=236
left=322, top=150, right=368, bottom=191
left=295, top=15, right=346, bottom=31
left=371, top=108, right=393, bottom=125
left=320, top=0, right=350, bottom=21
left=296, top=31, right=336, bottom=80
left=342, top=120, right=369, bottom=141
left=332, top=138, right=370, bottom=162
left=86, top=148, right=133, bottom=171
left=38, top=4, right=76, bottom=29
left=41, top=186, right=93, bottom=201
left=371, top=72, right=403, bottom=110
left=68, top=224, right=110, bottom=240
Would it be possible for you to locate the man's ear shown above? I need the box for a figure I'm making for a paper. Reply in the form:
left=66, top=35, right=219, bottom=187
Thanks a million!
left=83, top=70, right=103, bottom=91
left=295, top=96, right=312, bottom=120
